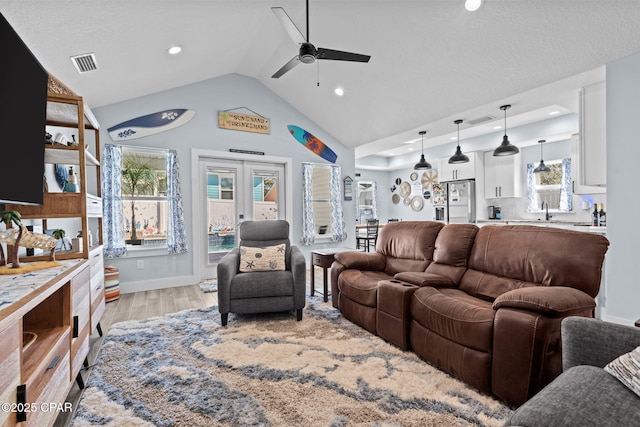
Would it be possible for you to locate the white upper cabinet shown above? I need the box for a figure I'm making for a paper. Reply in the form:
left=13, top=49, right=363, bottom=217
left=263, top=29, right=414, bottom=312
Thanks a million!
left=572, top=81, right=606, bottom=194
left=438, top=151, right=478, bottom=182
left=484, top=151, right=522, bottom=198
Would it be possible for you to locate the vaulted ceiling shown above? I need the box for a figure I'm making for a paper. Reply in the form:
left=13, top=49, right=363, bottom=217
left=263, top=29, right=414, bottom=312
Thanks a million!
left=3, top=1, right=640, bottom=160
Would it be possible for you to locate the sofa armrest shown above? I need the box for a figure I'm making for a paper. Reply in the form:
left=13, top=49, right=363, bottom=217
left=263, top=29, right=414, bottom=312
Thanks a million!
left=493, top=286, right=596, bottom=317
left=217, top=248, right=240, bottom=313
left=290, top=245, right=307, bottom=308
left=393, top=271, right=454, bottom=287
left=562, top=316, right=640, bottom=370
left=333, top=251, right=386, bottom=270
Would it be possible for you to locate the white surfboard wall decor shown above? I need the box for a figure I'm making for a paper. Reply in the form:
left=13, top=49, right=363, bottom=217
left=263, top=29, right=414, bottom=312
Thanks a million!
left=107, top=109, right=196, bottom=141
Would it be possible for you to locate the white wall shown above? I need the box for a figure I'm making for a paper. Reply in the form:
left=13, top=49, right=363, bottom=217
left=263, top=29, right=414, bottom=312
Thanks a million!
left=604, top=51, right=640, bottom=325
left=94, top=73, right=356, bottom=292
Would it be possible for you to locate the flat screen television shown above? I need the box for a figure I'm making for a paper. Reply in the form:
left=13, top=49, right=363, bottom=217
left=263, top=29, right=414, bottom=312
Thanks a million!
left=0, top=12, right=48, bottom=206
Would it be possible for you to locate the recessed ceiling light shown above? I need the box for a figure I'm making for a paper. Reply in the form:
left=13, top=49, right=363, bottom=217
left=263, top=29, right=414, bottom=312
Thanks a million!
left=334, top=87, right=344, bottom=96
left=465, top=0, right=483, bottom=12
left=549, top=110, right=560, bottom=115
left=451, top=136, right=457, bottom=140
left=167, top=45, right=182, bottom=55
left=493, top=125, right=502, bottom=130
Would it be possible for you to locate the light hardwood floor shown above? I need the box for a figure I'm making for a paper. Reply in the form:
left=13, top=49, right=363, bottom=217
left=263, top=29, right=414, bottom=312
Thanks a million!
left=100, top=284, right=219, bottom=333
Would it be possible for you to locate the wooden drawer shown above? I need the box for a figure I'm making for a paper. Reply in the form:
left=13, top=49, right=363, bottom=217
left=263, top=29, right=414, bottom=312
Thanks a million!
left=86, top=194, right=102, bottom=217
left=23, top=329, right=71, bottom=427
left=71, top=266, right=90, bottom=378
left=0, top=323, right=20, bottom=426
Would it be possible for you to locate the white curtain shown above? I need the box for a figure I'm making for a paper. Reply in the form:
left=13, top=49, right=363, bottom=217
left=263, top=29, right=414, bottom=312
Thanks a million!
left=301, top=163, right=315, bottom=245
left=329, top=165, right=347, bottom=242
left=166, top=150, right=188, bottom=254
left=102, top=144, right=127, bottom=258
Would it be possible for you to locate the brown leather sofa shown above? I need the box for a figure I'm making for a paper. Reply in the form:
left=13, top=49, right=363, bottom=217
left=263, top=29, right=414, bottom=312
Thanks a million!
left=330, top=221, right=610, bottom=407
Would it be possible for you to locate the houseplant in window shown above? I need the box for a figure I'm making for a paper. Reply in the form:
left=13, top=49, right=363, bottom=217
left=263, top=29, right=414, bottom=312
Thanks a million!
left=122, top=153, right=156, bottom=245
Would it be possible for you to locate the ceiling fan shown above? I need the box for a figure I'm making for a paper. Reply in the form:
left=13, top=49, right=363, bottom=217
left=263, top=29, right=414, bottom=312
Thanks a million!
left=271, top=0, right=371, bottom=79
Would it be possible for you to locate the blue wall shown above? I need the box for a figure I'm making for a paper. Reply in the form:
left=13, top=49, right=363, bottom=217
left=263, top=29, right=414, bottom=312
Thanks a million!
left=94, top=73, right=356, bottom=292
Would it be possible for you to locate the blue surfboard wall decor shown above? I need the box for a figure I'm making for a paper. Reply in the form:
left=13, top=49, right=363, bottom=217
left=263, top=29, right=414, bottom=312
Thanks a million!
left=107, top=109, right=196, bottom=141
left=287, top=125, right=338, bottom=163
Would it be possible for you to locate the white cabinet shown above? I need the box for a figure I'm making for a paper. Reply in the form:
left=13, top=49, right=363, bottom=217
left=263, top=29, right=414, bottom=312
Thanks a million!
left=438, top=151, right=478, bottom=182
left=483, top=151, right=522, bottom=198
left=572, top=81, right=606, bottom=194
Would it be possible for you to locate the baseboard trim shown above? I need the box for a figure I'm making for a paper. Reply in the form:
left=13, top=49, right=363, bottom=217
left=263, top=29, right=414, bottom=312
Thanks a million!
left=119, top=275, right=199, bottom=294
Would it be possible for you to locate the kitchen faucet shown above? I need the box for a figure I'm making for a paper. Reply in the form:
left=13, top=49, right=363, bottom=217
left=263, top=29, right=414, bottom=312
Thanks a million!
left=541, top=201, right=552, bottom=221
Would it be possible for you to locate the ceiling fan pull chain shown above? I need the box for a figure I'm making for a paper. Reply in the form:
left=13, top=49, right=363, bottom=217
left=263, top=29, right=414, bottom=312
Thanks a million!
left=317, top=60, right=320, bottom=87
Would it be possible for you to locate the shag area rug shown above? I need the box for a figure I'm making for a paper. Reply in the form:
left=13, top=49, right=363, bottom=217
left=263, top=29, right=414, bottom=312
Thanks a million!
left=71, top=297, right=512, bottom=426
left=198, top=278, right=217, bottom=293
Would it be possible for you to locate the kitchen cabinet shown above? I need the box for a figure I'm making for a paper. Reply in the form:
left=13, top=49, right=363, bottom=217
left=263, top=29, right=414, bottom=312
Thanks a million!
left=438, top=151, right=479, bottom=182
left=572, top=80, right=607, bottom=194
left=483, top=151, right=522, bottom=198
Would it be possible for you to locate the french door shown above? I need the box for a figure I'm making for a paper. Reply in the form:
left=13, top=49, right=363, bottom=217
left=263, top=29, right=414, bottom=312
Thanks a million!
left=198, top=157, right=286, bottom=279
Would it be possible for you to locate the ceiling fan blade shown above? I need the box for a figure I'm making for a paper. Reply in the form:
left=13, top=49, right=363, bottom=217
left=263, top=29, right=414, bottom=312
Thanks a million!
left=271, top=7, right=306, bottom=45
left=271, top=55, right=301, bottom=78
left=317, top=48, right=371, bottom=63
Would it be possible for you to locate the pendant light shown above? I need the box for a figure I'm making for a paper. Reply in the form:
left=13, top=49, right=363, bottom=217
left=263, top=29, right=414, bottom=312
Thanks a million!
left=493, top=104, right=520, bottom=156
left=534, top=139, right=551, bottom=173
left=448, top=119, right=470, bottom=164
left=414, top=130, right=432, bottom=170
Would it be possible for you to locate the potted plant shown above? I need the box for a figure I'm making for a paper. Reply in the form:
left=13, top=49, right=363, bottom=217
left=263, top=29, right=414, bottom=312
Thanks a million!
left=48, top=229, right=65, bottom=261
left=0, top=210, right=24, bottom=268
left=122, top=153, right=157, bottom=245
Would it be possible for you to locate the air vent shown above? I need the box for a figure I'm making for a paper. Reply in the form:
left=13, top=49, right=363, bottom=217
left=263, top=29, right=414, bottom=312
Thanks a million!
left=467, top=115, right=496, bottom=125
left=70, top=53, right=98, bottom=74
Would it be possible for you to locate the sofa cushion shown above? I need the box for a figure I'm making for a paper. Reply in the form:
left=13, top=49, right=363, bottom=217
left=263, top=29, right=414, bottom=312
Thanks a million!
left=393, top=271, right=453, bottom=287
left=338, top=270, right=391, bottom=307
left=376, top=221, right=444, bottom=275
left=506, top=365, right=640, bottom=427
left=230, top=270, right=293, bottom=298
left=605, top=346, right=640, bottom=398
left=411, top=287, right=495, bottom=353
left=424, top=223, right=479, bottom=284
left=464, top=225, right=609, bottom=299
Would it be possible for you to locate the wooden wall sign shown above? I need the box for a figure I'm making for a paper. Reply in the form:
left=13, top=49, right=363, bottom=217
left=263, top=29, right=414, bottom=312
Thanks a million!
left=218, top=111, right=270, bottom=134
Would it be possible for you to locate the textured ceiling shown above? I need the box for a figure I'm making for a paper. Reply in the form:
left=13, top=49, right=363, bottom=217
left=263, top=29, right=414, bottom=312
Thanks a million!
left=2, top=0, right=640, bottom=159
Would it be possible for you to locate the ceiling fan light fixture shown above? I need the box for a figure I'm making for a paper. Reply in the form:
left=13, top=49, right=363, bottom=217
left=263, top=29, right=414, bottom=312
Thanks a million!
left=534, top=139, right=551, bottom=173
left=299, top=43, right=317, bottom=64
left=465, top=0, right=483, bottom=12
left=493, top=104, right=520, bottom=156
left=414, top=130, right=432, bottom=170
left=449, top=119, right=470, bottom=164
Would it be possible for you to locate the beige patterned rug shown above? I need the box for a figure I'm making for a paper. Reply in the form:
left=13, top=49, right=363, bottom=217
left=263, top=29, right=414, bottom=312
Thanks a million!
left=71, top=297, right=512, bottom=426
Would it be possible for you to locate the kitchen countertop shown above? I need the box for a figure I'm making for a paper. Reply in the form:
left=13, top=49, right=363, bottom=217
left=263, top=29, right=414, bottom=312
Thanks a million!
left=476, top=219, right=606, bottom=234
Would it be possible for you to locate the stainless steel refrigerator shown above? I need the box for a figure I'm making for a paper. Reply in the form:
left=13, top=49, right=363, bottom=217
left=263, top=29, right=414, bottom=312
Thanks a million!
left=432, top=180, right=476, bottom=223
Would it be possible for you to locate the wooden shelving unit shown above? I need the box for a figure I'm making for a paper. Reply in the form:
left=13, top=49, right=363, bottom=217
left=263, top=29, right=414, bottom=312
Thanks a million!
left=0, top=75, right=106, bottom=427
left=6, top=75, right=103, bottom=262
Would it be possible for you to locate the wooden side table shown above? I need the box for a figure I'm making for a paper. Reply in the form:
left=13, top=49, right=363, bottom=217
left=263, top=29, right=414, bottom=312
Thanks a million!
left=310, top=248, right=354, bottom=302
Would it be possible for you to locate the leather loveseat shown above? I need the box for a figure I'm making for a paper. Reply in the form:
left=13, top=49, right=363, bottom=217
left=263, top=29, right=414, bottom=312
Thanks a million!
left=330, top=221, right=610, bottom=407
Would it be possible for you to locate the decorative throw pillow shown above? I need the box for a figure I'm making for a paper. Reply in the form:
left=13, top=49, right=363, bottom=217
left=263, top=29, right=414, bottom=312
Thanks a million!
left=239, top=244, right=286, bottom=272
left=604, top=345, right=640, bottom=398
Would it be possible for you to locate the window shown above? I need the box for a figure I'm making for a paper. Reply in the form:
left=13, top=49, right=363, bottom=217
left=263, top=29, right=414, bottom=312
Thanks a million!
left=121, top=148, right=169, bottom=246
left=301, top=163, right=346, bottom=244
left=312, top=166, right=332, bottom=236
left=527, top=158, right=573, bottom=212
left=102, top=145, right=187, bottom=257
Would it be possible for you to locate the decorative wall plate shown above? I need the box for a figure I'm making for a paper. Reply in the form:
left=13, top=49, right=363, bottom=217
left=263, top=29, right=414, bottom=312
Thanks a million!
left=399, top=181, right=411, bottom=197
left=410, top=172, right=418, bottom=181
left=392, top=194, right=400, bottom=204
left=421, top=170, right=438, bottom=189
left=423, top=190, right=431, bottom=200
left=403, top=197, right=411, bottom=206
left=411, top=196, right=424, bottom=211
left=395, top=177, right=402, bottom=186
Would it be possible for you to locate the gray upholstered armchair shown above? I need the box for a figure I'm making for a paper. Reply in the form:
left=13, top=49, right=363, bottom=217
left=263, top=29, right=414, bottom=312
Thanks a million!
left=217, top=220, right=306, bottom=326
